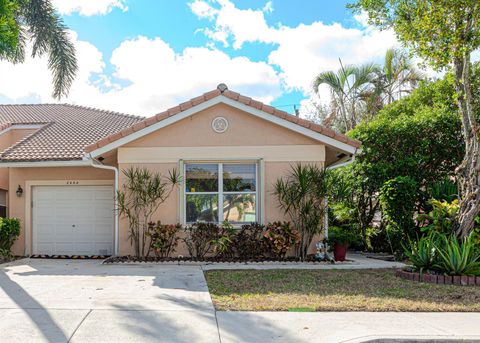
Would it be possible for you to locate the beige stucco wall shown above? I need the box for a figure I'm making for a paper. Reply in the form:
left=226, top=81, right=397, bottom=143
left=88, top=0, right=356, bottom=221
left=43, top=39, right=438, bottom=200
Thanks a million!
left=0, top=128, right=39, bottom=191
left=8, top=166, right=114, bottom=256
left=116, top=103, right=327, bottom=256
left=126, top=103, right=319, bottom=147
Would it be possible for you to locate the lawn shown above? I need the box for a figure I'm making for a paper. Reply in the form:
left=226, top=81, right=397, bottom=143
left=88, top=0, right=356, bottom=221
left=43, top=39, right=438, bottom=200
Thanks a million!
left=205, top=269, right=480, bottom=312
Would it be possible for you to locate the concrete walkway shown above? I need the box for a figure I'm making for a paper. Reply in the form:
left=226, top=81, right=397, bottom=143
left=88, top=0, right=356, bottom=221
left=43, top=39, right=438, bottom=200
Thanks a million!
left=0, top=258, right=478, bottom=342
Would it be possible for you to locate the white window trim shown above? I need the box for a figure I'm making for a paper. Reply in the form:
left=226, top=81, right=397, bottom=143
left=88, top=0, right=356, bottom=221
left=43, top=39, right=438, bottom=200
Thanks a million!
left=183, top=161, right=260, bottom=225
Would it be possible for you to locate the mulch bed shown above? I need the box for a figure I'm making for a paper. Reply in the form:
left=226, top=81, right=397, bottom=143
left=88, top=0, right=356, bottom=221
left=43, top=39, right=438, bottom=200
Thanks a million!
left=30, top=254, right=110, bottom=260
left=103, top=255, right=339, bottom=264
left=396, top=269, right=480, bottom=286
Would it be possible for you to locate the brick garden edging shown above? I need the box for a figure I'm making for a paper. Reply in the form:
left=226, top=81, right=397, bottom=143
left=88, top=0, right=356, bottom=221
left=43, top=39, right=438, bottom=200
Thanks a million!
left=395, top=269, right=480, bottom=286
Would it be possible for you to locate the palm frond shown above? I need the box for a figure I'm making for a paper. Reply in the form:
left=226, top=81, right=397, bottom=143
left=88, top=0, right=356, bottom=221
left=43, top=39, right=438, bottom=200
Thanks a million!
left=21, top=0, right=77, bottom=99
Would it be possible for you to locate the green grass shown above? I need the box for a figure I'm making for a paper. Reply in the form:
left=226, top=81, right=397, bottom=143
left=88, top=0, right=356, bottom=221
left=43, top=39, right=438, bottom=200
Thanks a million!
left=204, top=269, right=480, bottom=312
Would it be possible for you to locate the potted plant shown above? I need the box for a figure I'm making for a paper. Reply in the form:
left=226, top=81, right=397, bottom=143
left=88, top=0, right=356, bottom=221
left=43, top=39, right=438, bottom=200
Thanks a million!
left=327, top=226, right=357, bottom=262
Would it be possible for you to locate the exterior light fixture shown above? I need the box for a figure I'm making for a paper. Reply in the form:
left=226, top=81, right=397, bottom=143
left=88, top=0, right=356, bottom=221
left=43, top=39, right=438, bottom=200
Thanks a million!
left=16, top=185, right=23, bottom=197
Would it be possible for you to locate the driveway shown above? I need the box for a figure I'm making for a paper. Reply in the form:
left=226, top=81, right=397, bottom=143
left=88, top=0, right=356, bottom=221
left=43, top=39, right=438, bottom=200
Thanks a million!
left=0, top=258, right=219, bottom=342
left=2, top=259, right=479, bottom=343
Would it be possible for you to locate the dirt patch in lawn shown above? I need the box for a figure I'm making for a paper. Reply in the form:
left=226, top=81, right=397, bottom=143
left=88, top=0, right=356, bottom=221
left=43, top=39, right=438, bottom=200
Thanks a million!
left=204, top=269, right=480, bottom=312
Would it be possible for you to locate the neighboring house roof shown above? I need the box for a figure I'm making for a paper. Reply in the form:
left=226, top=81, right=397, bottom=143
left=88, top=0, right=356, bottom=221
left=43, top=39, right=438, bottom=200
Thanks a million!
left=0, top=104, right=143, bottom=162
left=85, top=84, right=361, bottom=155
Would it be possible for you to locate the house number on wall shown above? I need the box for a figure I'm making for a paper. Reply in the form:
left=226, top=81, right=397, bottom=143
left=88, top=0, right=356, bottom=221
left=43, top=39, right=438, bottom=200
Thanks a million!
left=212, top=117, right=228, bottom=133
left=66, top=181, right=79, bottom=185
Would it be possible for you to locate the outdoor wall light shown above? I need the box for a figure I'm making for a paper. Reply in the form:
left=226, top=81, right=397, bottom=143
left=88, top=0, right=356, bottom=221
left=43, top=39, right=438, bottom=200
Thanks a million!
left=16, top=185, right=23, bottom=197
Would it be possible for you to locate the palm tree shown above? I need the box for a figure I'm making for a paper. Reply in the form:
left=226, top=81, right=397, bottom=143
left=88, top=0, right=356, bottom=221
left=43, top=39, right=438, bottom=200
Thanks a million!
left=0, top=0, right=77, bottom=99
left=379, top=48, right=423, bottom=104
left=313, top=60, right=378, bottom=132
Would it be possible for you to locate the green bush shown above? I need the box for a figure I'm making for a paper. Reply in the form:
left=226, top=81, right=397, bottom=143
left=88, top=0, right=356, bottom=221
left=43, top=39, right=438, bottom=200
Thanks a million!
left=0, top=218, right=20, bottom=257
left=403, top=233, right=439, bottom=273
left=234, top=223, right=267, bottom=260
left=183, top=222, right=219, bottom=259
left=403, top=232, right=480, bottom=276
left=210, top=222, right=236, bottom=258
left=434, top=234, right=480, bottom=276
left=327, top=226, right=358, bottom=247
left=365, top=226, right=391, bottom=253
left=147, top=221, right=181, bottom=258
left=418, top=199, right=459, bottom=234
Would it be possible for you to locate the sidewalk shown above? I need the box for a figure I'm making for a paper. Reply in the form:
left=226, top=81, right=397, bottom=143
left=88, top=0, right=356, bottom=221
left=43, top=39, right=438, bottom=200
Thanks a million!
left=215, top=312, right=480, bottom=342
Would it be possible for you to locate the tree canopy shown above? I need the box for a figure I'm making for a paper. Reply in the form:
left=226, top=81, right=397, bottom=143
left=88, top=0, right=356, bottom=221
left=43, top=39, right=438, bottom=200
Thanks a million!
left=0, top=0, right=77, bottom=99
left=350, top=0, right=480, bottom=236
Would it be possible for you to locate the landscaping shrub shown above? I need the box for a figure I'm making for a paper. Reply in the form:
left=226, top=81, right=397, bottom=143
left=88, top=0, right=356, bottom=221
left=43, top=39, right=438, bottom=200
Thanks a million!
left=365, top=226, right=391, bottom=253
left=0, top=218, right=20, bottom=258
left=379, top=176, right=418, bottom=255
left=435, top=233, right=480, bottom=276
left=117, top=167, right=180, bottom=258
left=274, top=164, right=330, bottom=260
left=233, top=223, right=266, bottom=260
left=211, top=222, right=236, bottom=258
left=183, top=222, right=219, bottom=259
left=418, top=199, right=459, bottom=234
left=403, top=232, right=480, bottom=276
left=147, top=221, right=181, bottom=258
left=327, top=226, right=358, bottom=247
left=263, top=221, right=300, bottom=259
left=403, top=233, right=439, bottom=274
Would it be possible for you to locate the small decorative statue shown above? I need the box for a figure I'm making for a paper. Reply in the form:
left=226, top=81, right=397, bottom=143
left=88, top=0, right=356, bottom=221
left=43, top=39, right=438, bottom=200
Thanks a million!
left=315, top=240, right=334, bottom=263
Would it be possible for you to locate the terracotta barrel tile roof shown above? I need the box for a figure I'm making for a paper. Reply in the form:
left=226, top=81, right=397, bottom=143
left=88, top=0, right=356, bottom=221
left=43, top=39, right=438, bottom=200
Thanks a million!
left=0, top=104, right=144, bottom=162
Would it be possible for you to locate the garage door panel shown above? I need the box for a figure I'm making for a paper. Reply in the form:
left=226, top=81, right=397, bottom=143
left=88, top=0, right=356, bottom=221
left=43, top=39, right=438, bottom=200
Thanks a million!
left=33, top=185, right=114, bottom=256
left=94, top=243, right=112, bottom=255
left=55, top=243, right=76, bottom=255
left=35, top=243, right=55, bottom=255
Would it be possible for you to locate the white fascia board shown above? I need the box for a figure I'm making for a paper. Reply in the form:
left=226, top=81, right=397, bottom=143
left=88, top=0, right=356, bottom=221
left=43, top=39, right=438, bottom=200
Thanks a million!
left=0, top=160, right=92, bottom=168
left=88, top=95, right=358, bottom=158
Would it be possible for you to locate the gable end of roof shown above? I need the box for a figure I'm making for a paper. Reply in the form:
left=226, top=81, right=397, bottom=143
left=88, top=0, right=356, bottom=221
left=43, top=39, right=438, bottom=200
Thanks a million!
left=85, top=85, right=361, bottom=155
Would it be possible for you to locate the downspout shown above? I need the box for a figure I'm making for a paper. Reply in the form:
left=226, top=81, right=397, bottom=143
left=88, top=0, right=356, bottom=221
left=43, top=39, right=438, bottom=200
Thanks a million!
left=88, top=155, right=119, bottom=256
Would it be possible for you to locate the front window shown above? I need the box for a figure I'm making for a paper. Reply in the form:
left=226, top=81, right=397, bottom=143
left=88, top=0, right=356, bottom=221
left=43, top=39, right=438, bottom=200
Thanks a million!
left=185, top=163, right=257, bottom=224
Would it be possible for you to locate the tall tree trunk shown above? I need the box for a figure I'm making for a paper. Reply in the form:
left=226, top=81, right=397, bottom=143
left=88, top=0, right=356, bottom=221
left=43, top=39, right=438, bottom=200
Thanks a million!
left=454, top=55, right=480, bottom=237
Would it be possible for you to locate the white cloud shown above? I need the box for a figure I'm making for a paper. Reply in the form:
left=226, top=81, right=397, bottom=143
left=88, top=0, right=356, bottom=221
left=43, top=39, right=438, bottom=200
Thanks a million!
left=189, top=0, right=218, bottom=19
left=0, top=34, right=282, bottom=116
left=51, top=0, right=128, bottom=16
left=192, top=0, right=398, bottom=97
left=192, top=0, right=278, bottom=49
left=97, top=36, right=282, bottom=114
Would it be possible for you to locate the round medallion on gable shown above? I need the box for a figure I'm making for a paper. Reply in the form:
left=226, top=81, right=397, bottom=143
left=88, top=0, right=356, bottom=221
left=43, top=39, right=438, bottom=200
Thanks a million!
left=212, top=116, right=229, bottom=133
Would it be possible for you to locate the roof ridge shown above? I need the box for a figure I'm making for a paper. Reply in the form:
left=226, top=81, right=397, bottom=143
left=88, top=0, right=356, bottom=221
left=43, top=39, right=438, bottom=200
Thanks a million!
left=60, top=104, right=145, bottom=121
left=0, top=123, right=51, bottom=158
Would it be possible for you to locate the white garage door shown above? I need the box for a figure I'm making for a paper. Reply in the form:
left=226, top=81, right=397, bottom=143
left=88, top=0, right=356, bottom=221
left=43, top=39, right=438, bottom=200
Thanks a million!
left=33, top=185, right=114, bottom=256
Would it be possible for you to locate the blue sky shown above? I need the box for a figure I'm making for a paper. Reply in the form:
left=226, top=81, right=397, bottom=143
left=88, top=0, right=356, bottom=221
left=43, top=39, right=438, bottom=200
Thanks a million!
left=0, top=0, right=398, bottom=116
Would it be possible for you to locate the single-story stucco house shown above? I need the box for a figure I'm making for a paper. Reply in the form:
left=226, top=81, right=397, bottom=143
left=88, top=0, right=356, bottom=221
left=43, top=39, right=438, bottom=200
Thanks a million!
left=0, top=84, right=361, bottom=257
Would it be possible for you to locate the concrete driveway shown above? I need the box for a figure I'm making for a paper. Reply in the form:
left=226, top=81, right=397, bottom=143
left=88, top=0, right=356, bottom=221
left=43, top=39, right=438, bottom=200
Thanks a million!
left=2, top=259, right=479, bottom=343
left=0, top=258, right=219, bottom=342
